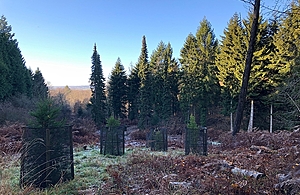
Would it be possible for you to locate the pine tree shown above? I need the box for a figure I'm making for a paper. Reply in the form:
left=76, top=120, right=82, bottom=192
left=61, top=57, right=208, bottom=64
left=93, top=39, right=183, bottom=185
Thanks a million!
left=0, top=33, right=11, bottom=100
left=137, top=35, right=152, bottom=128
left=89, top=44, right=107, bottom=127
left=272, top=0, right=300, bottom=129
left=217, top=10, right=285, bottom=130
left=272, top=0, right=300, bottom=75
left=32, top=68, right=49, bottom=100
left=127, top=63, right=140, bottom=121
left=108, top=57, right=127, bottom=119
left=0, top=15, right=32, bottom=100
left=150, top=41, right=179, bottom=120
left=179, top=33, right=198, bottom=120
left=194, top=18, right=220, bottom=126
left=179, top=18, right=219, bottom=126
left=216, top=13, right=247, bottom=116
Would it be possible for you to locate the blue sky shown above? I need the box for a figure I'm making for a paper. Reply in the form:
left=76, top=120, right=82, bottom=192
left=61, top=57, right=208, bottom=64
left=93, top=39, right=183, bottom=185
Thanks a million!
left=1, top=0, right=277, bottom=86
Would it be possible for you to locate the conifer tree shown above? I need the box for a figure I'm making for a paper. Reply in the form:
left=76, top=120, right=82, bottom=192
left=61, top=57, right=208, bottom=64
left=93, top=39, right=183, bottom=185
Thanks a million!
left=0, top=33, right=11, bottom=100
left=89, top=44, right=107, bottom=127
left=180, top=18, right=219, bottom=126
left=195, top=18, right=220, bottom=126
left=179, top=33, right=198, bottom=120
left=217, top=10, right=285, bottom=130
left=0, top=15, right=32, bottom=100
left=108, top=57, right=127, bottom=119
left=137, top=35, right=152, bottom=128
left=127, top=63, right=140, bottom=121
left=216, top=13, right=247, bottom=115
left=32, top=68, right=48, bottom=100
left=272, top=0, right=300, bottom=129
left=272, top=0, right=300, bottom=75
left=150, top=41, right=179, bottom=120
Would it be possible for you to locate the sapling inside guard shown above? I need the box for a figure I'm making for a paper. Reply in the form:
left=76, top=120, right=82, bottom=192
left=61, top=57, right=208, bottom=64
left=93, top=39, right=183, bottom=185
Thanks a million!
left=20, top=98, right=74, bottom=188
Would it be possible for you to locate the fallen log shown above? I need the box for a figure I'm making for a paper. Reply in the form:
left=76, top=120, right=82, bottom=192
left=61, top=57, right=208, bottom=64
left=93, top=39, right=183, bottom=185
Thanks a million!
left=231, top=167, right=265, bottom=179
left=250, top=145, right=275, bottom=154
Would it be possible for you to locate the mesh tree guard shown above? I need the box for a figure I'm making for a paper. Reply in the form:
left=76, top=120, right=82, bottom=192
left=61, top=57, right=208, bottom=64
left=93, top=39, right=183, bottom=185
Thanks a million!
left=20, top=126, right=74, bottom=188
left=185, top=127, right=207, bottom=155
left=100, top=125, right=125, bottom=156
left=147, top=128, right=168, bottom=151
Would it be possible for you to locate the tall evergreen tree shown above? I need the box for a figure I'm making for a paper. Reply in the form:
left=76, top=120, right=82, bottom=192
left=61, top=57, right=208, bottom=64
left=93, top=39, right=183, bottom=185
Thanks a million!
left=108, top=57, right=127, bottom=119
left=127, top=63, right=140, bottom=121
left=32, top=67, right=48, bottom=100
left=272, top=0, right=300, bottom=129
left=217, top=11, right=284, bottom=130
left=195, top=18, right=220, bottom=125
left=89, top=44, right=107, bottom=127
left=272, top=0, right=300, bottom=75
left=150, top=41, right=179, bottom=120
left=179, top=33, right=198, bottom=120
left=0, top=15, right=32, bottom=100
left=137, top=35, right=152, bottom=128
left=0, top=32, right=11, bottom=100
left=179, top=18, right=219, bottom=126
left=216, top=13, right=246, bottom=116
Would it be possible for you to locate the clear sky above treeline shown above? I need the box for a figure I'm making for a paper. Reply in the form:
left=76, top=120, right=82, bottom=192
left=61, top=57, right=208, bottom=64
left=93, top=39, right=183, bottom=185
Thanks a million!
left=0, top=0, right=282, bottom=86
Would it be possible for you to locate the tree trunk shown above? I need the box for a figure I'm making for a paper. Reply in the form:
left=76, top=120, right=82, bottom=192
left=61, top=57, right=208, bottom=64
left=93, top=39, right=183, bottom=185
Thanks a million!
left=230, top=100, right=233, bottom=132
left=233, top=0, right=260, bottom=136
left=270, top=104, right=273, bottom=133
left=248, top=100, right=254, bottom=132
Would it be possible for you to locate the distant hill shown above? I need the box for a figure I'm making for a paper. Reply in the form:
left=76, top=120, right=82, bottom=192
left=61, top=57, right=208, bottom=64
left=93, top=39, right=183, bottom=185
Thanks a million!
left=49, top=86, right=91, bottom=107
left=49, top=86, right=90, bottom=90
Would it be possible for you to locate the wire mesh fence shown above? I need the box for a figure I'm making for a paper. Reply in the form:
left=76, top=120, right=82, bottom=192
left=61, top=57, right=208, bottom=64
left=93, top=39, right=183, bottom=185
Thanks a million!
left=185, top=127, right=207, bottom=155
left=147, top=127, right=168, bottom=151
left=20, top=125, right=74, bottom=188
left=100, top=125, right=126, bottom=156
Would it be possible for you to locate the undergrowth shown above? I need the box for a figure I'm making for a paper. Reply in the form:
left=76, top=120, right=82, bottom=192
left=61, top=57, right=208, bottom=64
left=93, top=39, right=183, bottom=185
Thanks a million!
left=1, top=129, right=300, bottom=194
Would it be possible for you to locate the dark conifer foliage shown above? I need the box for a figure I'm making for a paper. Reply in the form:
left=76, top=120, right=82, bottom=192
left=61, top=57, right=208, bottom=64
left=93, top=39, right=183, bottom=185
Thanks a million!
left=150, top=41, right=179, bottom=121
left=179, top=18, right=219, bottom=126
left=32, top=68, right=49, bottom=100
left=0, top=15, right=33, bottom=101
left=217, top=10, right=288, bottom=130
left=89, top=44, right=107, bottom=127
left=272, top=1, right=300, bottom=130
left=108, top=57, right=127, bottom=119
left=137, top=36, right=152, bottom=128
left=179, top=33, right=198, bottom=120
left=127, top=63, right=140, bottom=121
left=216, top=13, right=246, bottom=116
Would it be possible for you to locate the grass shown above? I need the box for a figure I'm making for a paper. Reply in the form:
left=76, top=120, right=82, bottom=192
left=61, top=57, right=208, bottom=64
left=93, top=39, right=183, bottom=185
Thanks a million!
left=0, top=146, right=143, bottom=195
left=0, top=146, right=186, bottom=195
left=0, top=129, right=299, bottom=194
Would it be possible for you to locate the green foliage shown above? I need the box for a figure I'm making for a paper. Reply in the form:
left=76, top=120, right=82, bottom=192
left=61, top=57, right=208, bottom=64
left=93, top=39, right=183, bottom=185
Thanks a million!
left=29, top=98, right=65, bottom=129
left=216, top=13, right=246, bottom=115
left=32, top=68, right=49, bottom=100
left=89, top=44, right=107, bottom=127
left=179, top=18, right=220, bottom=126
left=127, top=63, right=140, bottom=121
left=0, top=16, right=33, bottom=101
left=108, top=57, right=127, bottom=119
left=216, top=10, right=291, bottom=129
left=150, top=42, right=180, bottom=121
left=104, top=116, right=124, bottom=156
left=272, top=1, right=300, bottom=130
left=137, top=36, right=152, bottom=129
left=106, top=116, right=120, bottom=129
left=187, top=114, right=198, bottom=130
left=152, top=129, right=164, bottom=151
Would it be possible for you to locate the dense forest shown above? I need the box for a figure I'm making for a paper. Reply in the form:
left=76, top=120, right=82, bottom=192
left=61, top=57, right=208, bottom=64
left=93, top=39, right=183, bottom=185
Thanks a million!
left=1, top=0, right=300, bottom=131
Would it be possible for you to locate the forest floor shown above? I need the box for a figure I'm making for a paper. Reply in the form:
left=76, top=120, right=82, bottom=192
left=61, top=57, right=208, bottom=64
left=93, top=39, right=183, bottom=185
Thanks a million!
left=0, top=122, right=300, bottom=194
